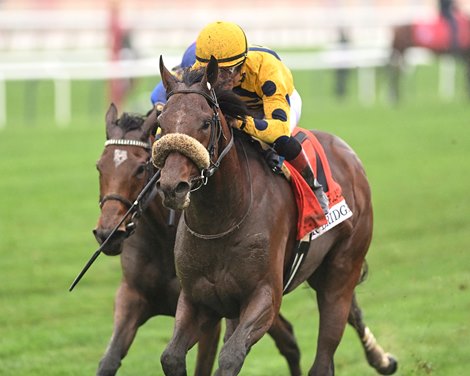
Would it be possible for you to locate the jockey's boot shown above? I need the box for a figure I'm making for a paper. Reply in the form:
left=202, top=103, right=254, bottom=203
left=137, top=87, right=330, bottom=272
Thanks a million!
left=289, top=149, right=329, bottom=216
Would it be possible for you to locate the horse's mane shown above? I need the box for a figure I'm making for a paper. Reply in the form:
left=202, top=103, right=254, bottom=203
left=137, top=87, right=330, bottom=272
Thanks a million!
left=182, top=69, right=250, bottom=121
left=117, top=112, right=146, bottom=131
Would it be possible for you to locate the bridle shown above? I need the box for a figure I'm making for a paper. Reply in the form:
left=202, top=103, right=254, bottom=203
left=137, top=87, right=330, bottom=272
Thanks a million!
left=166, top=84, right=235, bottom=190
left=165, top=84, right=253, bottom=239
left=70, top=140, right=161, bottom=291
left=99, top=138, right=156, bottom=234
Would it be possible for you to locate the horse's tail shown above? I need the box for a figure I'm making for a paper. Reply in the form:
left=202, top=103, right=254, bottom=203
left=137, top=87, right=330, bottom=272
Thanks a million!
left=357, top=259, right=369, bottom=286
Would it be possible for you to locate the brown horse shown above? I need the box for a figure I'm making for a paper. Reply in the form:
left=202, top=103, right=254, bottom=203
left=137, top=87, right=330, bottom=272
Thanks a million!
left=154, top=57, right=397, bottom=375
left=93, top=104, right=302, bottom=376
left=389, top=11, right=470, bottom=102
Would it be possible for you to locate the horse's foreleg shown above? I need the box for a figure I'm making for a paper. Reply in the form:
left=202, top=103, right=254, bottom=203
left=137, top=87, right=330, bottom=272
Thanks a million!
left=223, top=313, right=302, bottom=376
left=224, top=318, right=239, bottom=342
left=161, top=291, right=217, bottom=376
left=268, top=313, right=302, bottom=376
left=215, top=286, right=278, bottom=376
left=161, top=291, right=197, bottom=376
left=194, top=320, right=221, bottom=376
left=348, top=293, right=398, bottom=375
left=97, top=284, right=151, bottom=376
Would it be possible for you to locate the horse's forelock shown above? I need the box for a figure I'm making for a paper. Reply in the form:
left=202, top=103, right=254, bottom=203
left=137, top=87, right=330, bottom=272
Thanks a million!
left=117, top=113, right=146, bottom=132
left=181, top=69, right=249, bottom=121
left=183, top=68, right=204, bottom=87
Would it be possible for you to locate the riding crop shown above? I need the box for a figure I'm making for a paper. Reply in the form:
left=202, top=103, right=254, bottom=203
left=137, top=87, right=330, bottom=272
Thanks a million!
left=69, top=170, right=161, bottom=291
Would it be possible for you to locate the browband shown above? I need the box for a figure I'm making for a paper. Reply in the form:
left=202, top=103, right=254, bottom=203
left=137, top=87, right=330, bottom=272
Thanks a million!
left=167, top=89, right=219, bottom=108
left=105, top=139, right=152, bottom=150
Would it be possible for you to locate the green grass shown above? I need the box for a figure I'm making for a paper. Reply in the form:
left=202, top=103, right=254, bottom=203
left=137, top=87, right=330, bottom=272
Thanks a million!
left=1, top=62, right=469, bottom=375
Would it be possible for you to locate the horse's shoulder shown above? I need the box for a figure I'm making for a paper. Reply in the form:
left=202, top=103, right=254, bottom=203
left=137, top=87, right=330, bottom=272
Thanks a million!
left=233, top=133, right=292, bottom=187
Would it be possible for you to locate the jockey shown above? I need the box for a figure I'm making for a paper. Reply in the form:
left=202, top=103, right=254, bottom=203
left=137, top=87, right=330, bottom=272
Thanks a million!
left=439, top=0, right=459, bottom=51
left=150, top=41, right=197, bottom=110
left=193, top=21, right=329, bottom=216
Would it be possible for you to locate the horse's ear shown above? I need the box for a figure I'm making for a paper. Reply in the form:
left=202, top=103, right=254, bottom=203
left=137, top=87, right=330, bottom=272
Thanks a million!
left=105, top=103, right=118, bottom=138
left=106, top=103, right=118, bottom=124
left=202, top=55, right=219, bottom=92
left=159, top=55, right=178, bottom=93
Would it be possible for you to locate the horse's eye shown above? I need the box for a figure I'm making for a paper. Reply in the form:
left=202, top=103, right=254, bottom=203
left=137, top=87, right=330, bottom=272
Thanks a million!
left=135, top=164, right=146, bottom=177
left=202, top=120, right=211, bottom=130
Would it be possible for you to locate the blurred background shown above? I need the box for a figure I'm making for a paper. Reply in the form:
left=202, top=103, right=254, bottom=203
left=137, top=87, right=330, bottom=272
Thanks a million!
left=1, top=1, right=469, bottom=376
left=2, top=0, right=470, bottom=126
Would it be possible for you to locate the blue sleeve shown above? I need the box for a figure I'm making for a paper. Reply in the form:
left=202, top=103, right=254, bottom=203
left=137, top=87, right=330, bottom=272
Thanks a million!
left=150, top=82, right=167, bottom=105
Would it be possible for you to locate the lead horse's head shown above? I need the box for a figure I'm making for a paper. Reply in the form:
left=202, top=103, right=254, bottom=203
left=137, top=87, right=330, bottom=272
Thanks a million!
left=152, top=55, right=246, bottom=210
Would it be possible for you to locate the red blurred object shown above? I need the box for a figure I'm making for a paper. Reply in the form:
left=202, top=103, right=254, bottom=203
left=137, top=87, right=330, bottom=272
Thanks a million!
left=108, top=0, right=126, bottom=108
left=412, top=12, right=470, bottom=51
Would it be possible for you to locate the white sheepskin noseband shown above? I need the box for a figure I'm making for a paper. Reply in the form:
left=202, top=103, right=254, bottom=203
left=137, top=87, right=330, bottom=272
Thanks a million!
left=152, top=133, right=210, bottom=170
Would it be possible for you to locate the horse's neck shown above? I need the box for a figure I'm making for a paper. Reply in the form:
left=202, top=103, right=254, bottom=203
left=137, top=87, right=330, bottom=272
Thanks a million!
left=132, top=200, right=177, bottom=254
left=185, top=138, right=251, bottom=231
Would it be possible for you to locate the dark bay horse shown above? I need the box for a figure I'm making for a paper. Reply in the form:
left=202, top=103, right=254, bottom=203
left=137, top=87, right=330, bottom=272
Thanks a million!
left=93, top=104, right=303, bottom=375
left=154, top=56, right=397, bottom=376
left=389, top=11, right=470, bottom=102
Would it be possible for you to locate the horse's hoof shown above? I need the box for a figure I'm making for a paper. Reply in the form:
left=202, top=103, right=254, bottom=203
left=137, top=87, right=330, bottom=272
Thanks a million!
left=377, top=353, right=398, bottom=375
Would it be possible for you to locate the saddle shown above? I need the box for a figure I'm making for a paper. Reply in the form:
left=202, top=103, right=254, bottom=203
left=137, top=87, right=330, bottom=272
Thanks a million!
left=286, top=128, right=351, bottom=240
left=251, top=128, right=353, bottom=291
left=279, top=128, right=353, bottom=292
left=259, top=127, right=352, bottom=241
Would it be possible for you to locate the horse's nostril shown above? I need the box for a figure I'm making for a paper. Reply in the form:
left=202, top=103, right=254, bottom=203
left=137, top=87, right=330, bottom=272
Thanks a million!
left=93, top=228, right=106, bottom=244
left=175, top=182, right=190, bottom=196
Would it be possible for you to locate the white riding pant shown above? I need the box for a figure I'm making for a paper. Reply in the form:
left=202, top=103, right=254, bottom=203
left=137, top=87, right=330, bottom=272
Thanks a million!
left=289, top=88, right=302, bottom=131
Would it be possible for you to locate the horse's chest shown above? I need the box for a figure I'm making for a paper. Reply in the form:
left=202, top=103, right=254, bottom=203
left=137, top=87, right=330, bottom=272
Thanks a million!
left=184, top=273, right=242, bottom=316
left=174, top=232, right=269, bottom=315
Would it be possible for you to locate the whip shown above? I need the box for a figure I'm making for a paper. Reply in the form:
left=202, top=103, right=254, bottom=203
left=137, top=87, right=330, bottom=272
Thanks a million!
left=69, top=171, right=160, bottom=291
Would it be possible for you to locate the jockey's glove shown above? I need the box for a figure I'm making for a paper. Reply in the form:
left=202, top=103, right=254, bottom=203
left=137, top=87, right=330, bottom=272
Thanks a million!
left=263, top=148, right=284, bottom=175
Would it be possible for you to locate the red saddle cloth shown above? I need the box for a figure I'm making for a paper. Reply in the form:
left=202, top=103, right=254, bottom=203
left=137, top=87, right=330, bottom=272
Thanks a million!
left=412, top=12, right=470, bottom=51
left=284, top=127, right=345, bottom=240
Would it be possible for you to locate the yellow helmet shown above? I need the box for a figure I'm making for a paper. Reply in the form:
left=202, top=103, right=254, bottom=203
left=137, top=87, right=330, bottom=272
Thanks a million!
left=195, top=21, right=248, bottom=68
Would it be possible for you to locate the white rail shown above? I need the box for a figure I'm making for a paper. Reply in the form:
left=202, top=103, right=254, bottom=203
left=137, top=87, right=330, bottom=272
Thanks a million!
left=0, top=48, right=441, bottom=127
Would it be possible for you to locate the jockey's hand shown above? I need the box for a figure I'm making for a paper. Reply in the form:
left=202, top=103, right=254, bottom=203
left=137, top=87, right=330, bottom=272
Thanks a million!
left=155, top=102, right=165, bottom=117
left=146, top=103, right=164, bottom=139
left=231, top=118, right=245, bottom=130
left=263, top=148, right=284, bottom=174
